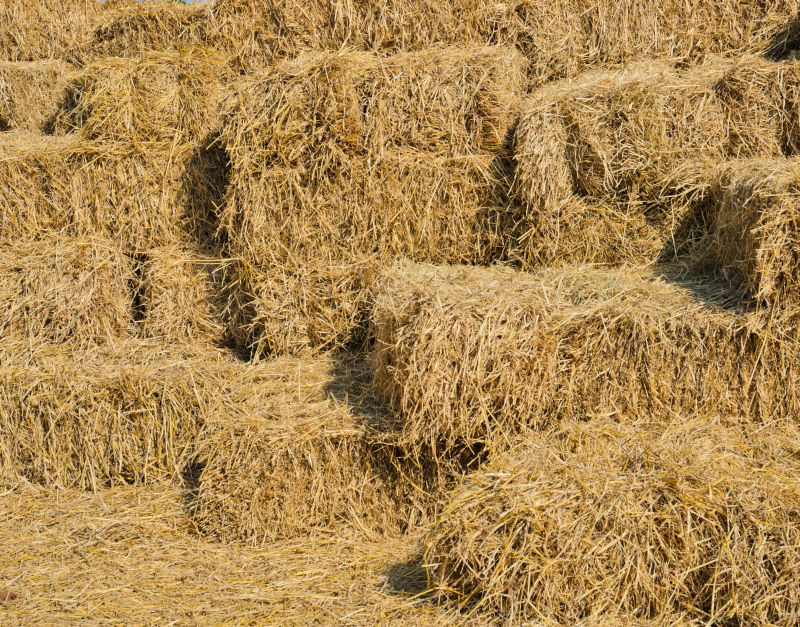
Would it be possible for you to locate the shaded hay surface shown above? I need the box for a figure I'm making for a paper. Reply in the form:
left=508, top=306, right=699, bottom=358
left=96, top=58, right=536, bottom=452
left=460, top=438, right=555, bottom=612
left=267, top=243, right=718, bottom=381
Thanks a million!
left=221, top=47, right=523, bottom=355
left=371, top=262, right=798, bottom=460
left=0, top=60, right=75, bottom=133
left=426, top=417, right=800, bottom=624
left=0, top=236, right=133, bottom=349
left=0, top=482, right=467, bottom=625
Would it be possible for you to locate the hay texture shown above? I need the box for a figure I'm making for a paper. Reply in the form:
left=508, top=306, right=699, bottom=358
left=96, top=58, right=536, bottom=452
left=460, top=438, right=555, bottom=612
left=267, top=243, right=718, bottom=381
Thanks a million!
left=221, top=47, right=523, bottom=355
left=0, top=60, right=75, bottom=133
left=136, top=246, right=226, bottom=347
left=0, top=133, right=219, bottom=251
left=696, top=158, right=800, bottom=318
left=0, top=236, right=133, bottom=349
left=371, top=262, right=798, bottom=460
left=57, top=47, right=230, bottom=147
left=83, top=0, right=211, bottom=60
left=192, top=356, right=413, bottom=543
left=425, top=417, right=800, bottom=624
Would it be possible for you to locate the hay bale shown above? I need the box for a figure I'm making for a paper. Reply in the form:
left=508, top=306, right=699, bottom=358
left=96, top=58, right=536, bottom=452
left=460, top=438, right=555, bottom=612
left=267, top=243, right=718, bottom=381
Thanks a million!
left=0, top=236, right=134, bottom=348
left=137, top=246, right=226, bottom=347
left=221, top=47, right=522, bottom=355
left=0, top=0, right=100, bottom=63
left=0, top=60, right=75, bottom=133
left=425, top=417, right=800, bottom=623
left=56, top=46, right=230, bottom=146
left=84, top=0, right=211, bottom=60
left=371, top=262, right=798, bottom=460
left=0, top=133, right=217, bottom=251
left=696, top=158, right=800, bottom=317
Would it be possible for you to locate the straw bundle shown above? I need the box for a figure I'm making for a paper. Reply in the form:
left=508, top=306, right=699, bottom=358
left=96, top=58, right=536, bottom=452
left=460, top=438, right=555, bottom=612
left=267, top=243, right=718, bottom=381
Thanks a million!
left=371, top=262, right=798, bottom=460
left=696, top=158, right=800, bottom=317
left=84, top=0, right=211, bottom=60
left=0, top=0, right=99, bottom=63
left=137, top=246, right=226, bottom=346
left=0, top=236, right=133, bottom=348
left=0, top=133, right=215, bottom=251
left=0, top=60, right=75, bottom=133
left=221, top=47, right=523, bottom=355
left=57, top=47, right=230, bottom=146
left=426, top=417, right=800, bottom=623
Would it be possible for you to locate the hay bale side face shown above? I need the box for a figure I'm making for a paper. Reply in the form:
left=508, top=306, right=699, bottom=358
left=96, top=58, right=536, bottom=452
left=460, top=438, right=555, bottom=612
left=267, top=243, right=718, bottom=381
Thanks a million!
left=425, top=418, right=800, bottom=623
left=83, top=0, right=211, bottom=60
left=192, top=356, right=408, bottom=542
left=138, top=246, right=225, bottom=347
left=57, top=47, right=230, bottom=146
left=371, top=262, right=794, bottom=460
left=0, top=60, right=75, bottom=133
left=0, top=236, right=134, bottom=348
left=699, top=159, right=800, bottom=314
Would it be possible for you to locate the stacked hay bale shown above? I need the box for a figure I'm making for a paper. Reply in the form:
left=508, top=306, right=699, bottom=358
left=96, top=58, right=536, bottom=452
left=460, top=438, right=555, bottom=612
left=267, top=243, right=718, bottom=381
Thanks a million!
left=424, top=418, right=800, bottom=623
left=220, top=46, right=524, bottom=355
left=512, top=57, right=800, bottom=267
left=371, top=262, right=797, bottom=464
left=0, top=60, right=75, bottom=132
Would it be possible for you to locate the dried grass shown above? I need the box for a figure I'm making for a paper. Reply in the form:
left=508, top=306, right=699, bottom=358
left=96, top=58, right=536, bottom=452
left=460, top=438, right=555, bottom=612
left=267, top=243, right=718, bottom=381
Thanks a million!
left=371, top=262, right=798, bottom=461
left=0, top=482, right=465, bottom=625
left=425, top=416, right=800, bottom=624
left=694, top=158, right=800, bottom=319
left=0, top=236, right=133, bottom=349
left=0, top=60, right=75, bottom=133
left=221, top=47, right=522, bottom=355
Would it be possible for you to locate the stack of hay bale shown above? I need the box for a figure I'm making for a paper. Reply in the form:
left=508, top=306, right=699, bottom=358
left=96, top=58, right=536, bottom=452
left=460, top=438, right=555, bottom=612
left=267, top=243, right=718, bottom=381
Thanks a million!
left=3, top=0, right=800, bottom=624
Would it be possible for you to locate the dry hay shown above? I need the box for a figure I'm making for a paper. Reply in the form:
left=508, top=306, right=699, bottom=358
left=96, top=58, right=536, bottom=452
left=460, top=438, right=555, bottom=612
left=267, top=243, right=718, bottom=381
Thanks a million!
left=425, top=417, right=800, bottom=624
left=0, top=0, right=100, bottom=63
left=221, top=47, right=523, bottom=355
left=191, top=355, right=425, bottom=544
left=371, top=262, right=799, bottom=461
left=694, top=158, right=800, bottom=320
left=83, top=0, right=212, bottom=61
left=55, top=46, right=230, bottom=147
left=136, top=246, right=226, bottom=347
left=0, top=483, right=465, bottom=625
left=512, top=56, right=800, bottom=267
left=0, top=60, right=75, bottom=133
left=0, top=132, right=220, bottom=251
left=210, top=0, right=800, bottom=78
left=0, top=236, right=133, bottom=349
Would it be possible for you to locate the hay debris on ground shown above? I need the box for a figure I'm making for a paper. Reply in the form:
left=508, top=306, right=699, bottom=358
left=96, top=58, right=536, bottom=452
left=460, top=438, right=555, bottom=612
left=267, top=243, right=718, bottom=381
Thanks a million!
left=425, top=417, right=800, bottom=623
left=512, top=57, right=800, bottom=267
left=0, top=60, right=75, bottom=133
left=136, top=246, right=226, bottom=347
left=55, top=46, right=230, bottom=147
left=694, top=158, right=800, bottom=319
left=0, top=482, right=458, bottom=625
left=371, top=261, right=798, bottom=462
left=192, top=354, right=428, bottom=544
left=0, top=236, right=133, bottom=348
left=221, top=47, right=523, bottom=355
left=0, top=132, right=219, bottom=251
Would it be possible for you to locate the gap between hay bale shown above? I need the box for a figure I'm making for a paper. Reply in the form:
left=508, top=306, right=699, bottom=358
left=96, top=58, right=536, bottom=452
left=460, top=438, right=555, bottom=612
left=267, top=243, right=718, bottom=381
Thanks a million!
left=0, top=235, right=134, bottom=348
left=425, top=416, right=800, bottom=623
left=0, top=60, right=76, bottom=133
left=370, top=261, right=800, bottom=467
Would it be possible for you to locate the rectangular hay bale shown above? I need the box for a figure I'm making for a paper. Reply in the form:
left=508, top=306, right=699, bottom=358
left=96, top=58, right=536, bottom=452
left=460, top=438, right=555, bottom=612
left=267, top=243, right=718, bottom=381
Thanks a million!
left=0, top=60, right=75, bottom=133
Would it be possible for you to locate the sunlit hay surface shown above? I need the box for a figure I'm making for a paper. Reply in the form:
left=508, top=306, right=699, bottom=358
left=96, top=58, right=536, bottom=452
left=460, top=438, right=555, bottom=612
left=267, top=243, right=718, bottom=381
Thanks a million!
left=0, top=482, right=471, bottom=625
left=371, top=261, right=799, bottom=465
left=0, top=60, right=75, bottom=133
left=695, top=158, right=800, bottom=323
left=220, top=46, right=523, bottom=355
left=0, top=236, right=134, bottom=349
left=425, top=417, right=800, bottom=624
left=0, top=132, right=219, bottom=251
